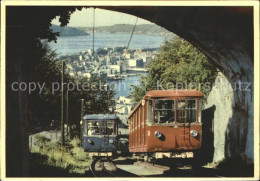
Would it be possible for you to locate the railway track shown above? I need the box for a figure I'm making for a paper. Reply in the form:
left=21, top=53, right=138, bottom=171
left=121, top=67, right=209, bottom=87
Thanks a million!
left=86, top=157, right=252, bottom=177
left=88, top=158, right=143, bottom=177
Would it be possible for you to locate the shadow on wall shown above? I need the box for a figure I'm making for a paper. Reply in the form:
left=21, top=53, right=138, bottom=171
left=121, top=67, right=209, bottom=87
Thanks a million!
left=224, top=97, right=254, bottom=169
left=200, top=105, right=216, bottom=164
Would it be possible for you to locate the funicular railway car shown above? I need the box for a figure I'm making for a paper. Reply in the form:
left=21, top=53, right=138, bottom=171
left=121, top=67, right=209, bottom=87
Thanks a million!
left=81, top=114, right=119, bottom=158
left=128, top=90, right=203, bottom=161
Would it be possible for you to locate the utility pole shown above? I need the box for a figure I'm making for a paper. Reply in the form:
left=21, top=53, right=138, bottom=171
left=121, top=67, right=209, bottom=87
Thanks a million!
left=80, top=99, right=84, bottom=120
left=66, top=90, right=69, bottom=137
left=61, top=61, right=65, bottom=146
left=93, top=8, right=95, bottom=56
left=80, top=99, right=84, bottom=139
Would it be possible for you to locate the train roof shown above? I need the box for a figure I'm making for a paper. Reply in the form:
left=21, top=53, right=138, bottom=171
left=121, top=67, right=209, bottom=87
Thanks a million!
left=83, top=114, right=119, bottom=120
left=144, top=90, right=203, bottom=98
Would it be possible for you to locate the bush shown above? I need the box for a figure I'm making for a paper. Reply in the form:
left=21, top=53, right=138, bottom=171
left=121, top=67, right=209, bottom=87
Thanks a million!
left=71, top=137, right=81, bottom=148
left=30, top=135, right=91, bottom=175
left=70, top=137, right=88, bottom=160
left=72, top=147, right=88, bottom=161
left=34, top=135, right=51, bottom=150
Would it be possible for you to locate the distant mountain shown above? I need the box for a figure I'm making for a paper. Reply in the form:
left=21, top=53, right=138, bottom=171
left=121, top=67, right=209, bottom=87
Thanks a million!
left=77, top=24, right=172, bottom=35
left=51, top=25, right=89, bottom=36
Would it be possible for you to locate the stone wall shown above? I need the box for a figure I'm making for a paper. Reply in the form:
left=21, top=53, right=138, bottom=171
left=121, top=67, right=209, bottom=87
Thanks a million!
left=204, top=69, right=254, bottom=163
left=204, top=72, right=234, bottom=162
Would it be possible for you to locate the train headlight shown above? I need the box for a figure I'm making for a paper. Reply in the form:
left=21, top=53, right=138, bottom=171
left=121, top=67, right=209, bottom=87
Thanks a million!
left=109, top=139, right=114, bottom=144
left=87, top=139, right=93, bottom=144
left=190, top=130, right=198, bottom=137
left=155, top=131, right=162, bottom=139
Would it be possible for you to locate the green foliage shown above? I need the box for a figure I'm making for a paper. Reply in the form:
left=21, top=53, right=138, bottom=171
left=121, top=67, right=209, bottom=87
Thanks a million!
left=70, top=75, right=116, bottom=115
left=131, top=37, right=217, bottom=103
left=34, top=135, right=51, bottom=150
left=70, top=137, right=81, bottom=148
left=71, top=137, right=88, bottom=161
left=31, top=135, right=91, bottom=174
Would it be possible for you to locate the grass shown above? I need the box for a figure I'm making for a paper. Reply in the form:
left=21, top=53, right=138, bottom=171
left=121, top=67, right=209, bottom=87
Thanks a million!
left=30, top=135, right=92, bottom=176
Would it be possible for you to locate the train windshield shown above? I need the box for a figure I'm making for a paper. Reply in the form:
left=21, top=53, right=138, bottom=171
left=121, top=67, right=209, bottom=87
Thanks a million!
left=177, top=99, right=197, bottom=123
left=84, top=120, right=117, bottom=136
left=154, top=99, right=175, bottom=124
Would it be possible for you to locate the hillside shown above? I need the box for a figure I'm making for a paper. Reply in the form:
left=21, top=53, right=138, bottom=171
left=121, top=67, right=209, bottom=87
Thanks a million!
left=51, top=25, right=89, bottom=36
left=77, top=24, right=172, bottom=34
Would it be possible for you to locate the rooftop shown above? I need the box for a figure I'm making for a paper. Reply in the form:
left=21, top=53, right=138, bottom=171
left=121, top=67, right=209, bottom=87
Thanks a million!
left=83, top=114, right=119, bottom=120
left=145, top=90, right=203, bottom=98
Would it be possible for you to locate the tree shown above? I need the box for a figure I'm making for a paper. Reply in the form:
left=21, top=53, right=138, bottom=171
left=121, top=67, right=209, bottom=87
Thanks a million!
left=131, top=37, right=217, bottom=103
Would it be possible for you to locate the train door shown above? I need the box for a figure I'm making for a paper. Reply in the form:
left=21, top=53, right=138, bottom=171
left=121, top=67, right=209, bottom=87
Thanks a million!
left=100, top=120, right=117, bottom=151
left=100, top=120, right=109, bottom=150
left=177, top=100, right=190, bottom=146
left=177, top=99, right=197, bottom=147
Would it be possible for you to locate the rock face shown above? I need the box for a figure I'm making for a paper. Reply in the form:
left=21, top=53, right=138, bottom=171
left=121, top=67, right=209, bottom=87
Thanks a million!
left=204, top=72, right=234, bottom=162
left=205, top=70, right=253, bottom=163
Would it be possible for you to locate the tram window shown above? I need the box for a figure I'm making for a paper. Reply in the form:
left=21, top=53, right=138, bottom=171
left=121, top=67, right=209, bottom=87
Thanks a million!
left=178, top=100, right=186, bottom=109
left=87, top=121, right=100, bottom=135
left=84, top=122, right=88, bottom=136
left=154, top=99, right=174, bottom=124
left=198, top=99, right=202, bottom=122
left=187, top=100, right=196, bottom=109
left=106, top=120, right=116, bottom=135
left=147, top=100, right=153, bottom=125
left=186, top=100, right=196, bottom=123
left=177, top=100, right=197, bottom=123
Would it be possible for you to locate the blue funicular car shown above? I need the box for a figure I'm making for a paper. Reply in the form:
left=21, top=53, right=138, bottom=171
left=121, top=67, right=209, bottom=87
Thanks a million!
left=81, top=114, right=119, bottom=157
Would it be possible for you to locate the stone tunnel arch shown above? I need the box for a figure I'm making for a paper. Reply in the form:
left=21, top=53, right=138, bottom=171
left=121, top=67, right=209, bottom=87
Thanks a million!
left=97, top=6, right=254, bottom=162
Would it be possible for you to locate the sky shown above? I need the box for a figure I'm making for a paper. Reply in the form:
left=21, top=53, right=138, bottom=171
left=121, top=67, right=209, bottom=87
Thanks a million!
left=51, top=8, right=153, bottom=27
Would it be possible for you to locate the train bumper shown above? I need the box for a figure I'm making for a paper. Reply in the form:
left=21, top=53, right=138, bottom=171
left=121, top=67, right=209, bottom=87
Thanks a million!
left=88, top=152, right=113, bottom=157
left=155, top=152, right=193, bottom=159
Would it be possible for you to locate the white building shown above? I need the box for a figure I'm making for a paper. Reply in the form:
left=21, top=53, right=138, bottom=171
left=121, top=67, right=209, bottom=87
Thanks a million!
left=107, top=68, right=112, bottom=75
left=109, top=65, right=121, bottom=73
left=128, top=59, right=144, bottom=68
left=79, top=55, right=83, bottom=61
left=123, top=52, right=131, bottom=59
left=128, top=59, right=137, bottom=67
left=88, top=49, right=93, bottom=55
left=118, top=96, right=131, bottom=104
left=69, top=72, right=75, bottom=77
left=82, top=72, right=91, bottom=79
left=77, top=71, right=82, bottom=75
